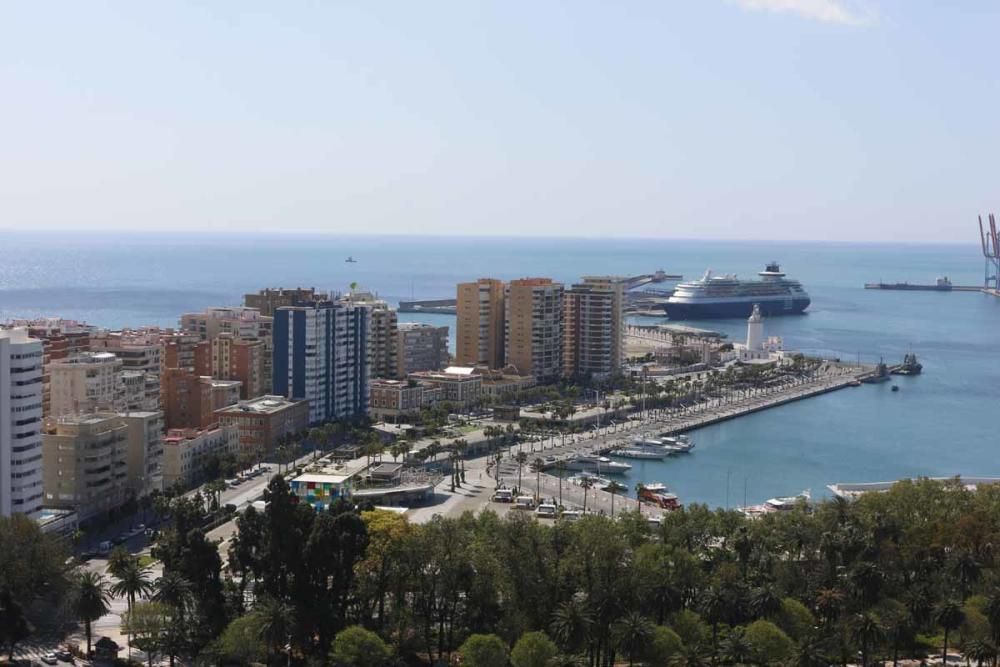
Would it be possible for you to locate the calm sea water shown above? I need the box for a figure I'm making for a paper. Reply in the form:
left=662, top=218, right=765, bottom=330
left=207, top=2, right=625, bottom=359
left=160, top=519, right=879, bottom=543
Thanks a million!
left=2, top=232, right=998, bottom=507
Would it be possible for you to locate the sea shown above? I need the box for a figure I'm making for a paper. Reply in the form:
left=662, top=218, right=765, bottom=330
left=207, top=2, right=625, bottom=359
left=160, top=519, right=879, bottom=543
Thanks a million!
left=2, top=231, right=998, bottom=509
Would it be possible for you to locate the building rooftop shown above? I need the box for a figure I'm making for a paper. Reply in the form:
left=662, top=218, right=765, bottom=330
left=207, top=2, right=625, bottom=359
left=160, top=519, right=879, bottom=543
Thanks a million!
left=52, top=351, right=119, bottom=365
left=216, top=395, right=305, bottom=414
left=292, top=473, right=353, bottom=485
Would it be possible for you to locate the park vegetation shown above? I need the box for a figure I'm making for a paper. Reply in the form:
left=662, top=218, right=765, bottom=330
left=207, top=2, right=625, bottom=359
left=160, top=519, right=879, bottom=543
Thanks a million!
left=6, top=475, right=1000, bottom=666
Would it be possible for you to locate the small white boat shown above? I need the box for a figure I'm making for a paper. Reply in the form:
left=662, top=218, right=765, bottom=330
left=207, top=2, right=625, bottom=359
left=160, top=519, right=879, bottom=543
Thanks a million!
left=613, top=447, right=667, bottom=460
left=563, top=453, right=632, bottom=475
left=567, top=472, right=616, bottom=491
left=659, top=435, right=695, bottom=453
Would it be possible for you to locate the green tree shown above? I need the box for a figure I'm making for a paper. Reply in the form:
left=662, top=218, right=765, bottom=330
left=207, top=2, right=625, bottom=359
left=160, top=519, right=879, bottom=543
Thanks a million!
left=511, top=631, right=559, bottom=667
left=255, top=596, right=294, bottom=664
left=934, top=600, right=966, bottom=667
left=614, top=611, right=654, bottom=667
left=719, top=626, right=754, bottom=665
left=744, top=619, right=794, bottom=664
left=645, top=626, right=684, bottom=667
left=111, top=557, right=154, bottom=658
left=74, top=570, right=111, bottom=657
left=204, top=614, right=266, bottom=665
left=551, top=597, right=594, bottom=654
left=330, top=625, right=391, bottom=667
left=460, top=633, right=509, bottom=667
left=123, top=600, right=171, bottom=667
left=0, top=591, right=31, bottom=662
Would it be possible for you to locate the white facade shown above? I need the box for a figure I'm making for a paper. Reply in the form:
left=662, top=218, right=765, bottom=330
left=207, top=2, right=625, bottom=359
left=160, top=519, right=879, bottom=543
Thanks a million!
left=1, top=329, right=45, bottom=518
left=746, top=304, right=764, bottom=351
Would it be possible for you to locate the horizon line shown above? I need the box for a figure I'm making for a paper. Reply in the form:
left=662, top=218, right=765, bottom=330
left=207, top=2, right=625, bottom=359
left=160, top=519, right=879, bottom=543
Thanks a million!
left=0, top=227, right=974, bottom=247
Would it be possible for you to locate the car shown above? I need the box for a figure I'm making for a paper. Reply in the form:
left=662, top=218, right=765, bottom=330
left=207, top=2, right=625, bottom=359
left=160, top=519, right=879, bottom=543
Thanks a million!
left=41, top=653, right=58, bottom=665
left=55, top=649, right=72, bottom=661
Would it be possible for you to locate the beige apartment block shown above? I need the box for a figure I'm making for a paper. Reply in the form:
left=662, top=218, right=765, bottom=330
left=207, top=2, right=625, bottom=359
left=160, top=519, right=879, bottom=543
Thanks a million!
left=42, top=414, right=129, bottom=521
left=396, top=322, right=449, bottom=377
left=505, top=278, right=564, bottom=383
left=456, top=278, right=505, bottom=369
left=49, top=352, right=125, bottom=417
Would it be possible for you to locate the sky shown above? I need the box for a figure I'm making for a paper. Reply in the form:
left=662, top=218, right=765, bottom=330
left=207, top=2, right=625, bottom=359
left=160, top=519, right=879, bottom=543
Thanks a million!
left=1, top=1, right=997, bottom=242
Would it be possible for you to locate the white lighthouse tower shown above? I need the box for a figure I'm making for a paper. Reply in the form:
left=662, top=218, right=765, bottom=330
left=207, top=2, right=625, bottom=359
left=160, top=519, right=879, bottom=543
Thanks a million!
left=746, top=303, right=763, bottom=351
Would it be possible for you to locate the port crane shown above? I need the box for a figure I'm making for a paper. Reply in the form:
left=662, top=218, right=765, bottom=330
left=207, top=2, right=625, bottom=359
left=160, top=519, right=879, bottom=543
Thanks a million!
left=979, top=214, right=1000, bottom=291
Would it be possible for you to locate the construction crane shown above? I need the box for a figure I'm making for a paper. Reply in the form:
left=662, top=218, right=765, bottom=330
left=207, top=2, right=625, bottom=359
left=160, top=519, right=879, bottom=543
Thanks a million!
left=978, top=214, right=999, bottom=291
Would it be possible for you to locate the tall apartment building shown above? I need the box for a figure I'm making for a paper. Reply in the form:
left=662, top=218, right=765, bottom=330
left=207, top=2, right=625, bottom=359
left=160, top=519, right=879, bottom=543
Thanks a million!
left=4, top=319, right=93, bottom=416
left=273, top=301, right=369, bottom=424
left=180, top=307, right=273, bottom=394
left=162, top=330, right=201, bottom=370
left=120, top=411, right=164, bottom=495
left=456, top=278, right=505, bottom=369
left=505, top=278, right=564, bottom=382
left=0, top=329, right=44, bottom=518
left=193, top=334, right=264, bottom=399
left=122, top=370, right=160, bottom=413
left=244, top=287, right=329, bottom=317
left=161, top=367, right=241, bottom=430
left=563, top=276, right=626, bottom=380
left=396, top=322, right=449, bottom=376
left=42, top=414, right=129, bottom=520
left=339, top=291, right=398, bottom=381
left=49, top=352, right=125, bottom=417
left=91, top=330, right=162, bottom=376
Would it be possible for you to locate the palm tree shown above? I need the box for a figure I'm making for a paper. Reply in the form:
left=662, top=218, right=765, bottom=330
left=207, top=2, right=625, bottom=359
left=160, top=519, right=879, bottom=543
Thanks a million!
left=719, top=626, right=753, bottom=666
left=256, top=597, right=294, bottom=664
left=75, top=571, right=111, bottom=657
left=749, top=585, right=783, bottom=620
left=579, top=477, right=594, bottom=513
left=153, top=571, right=191, bottom=618
left=515, top=451, right=528, bottom=493
left=550, top=597, right=594, bottom=655
left=606, top=480, right=626, bottom=517
left=111, top=559, right=154, bottom=658
left=789, top=635, right=830, bottom=667
left=701, top=586, right=728, bottom=662
left=963, top=639, right=998, bottom=667
left=934, top=600, right=966, bottom=667
left=851, top=612, right=884, bottom=667
left=533, top=457, right=545, bottom=500
left=613, top=611, right=654, bottom=667
left=983, top=592, right=1000, bottom=647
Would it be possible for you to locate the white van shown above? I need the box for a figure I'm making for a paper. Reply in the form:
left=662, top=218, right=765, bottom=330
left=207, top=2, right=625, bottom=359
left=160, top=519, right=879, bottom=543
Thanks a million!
left=535, top=503, right=557, bottom=519
left=492, top=489, right=514, bottom=503
left=513, top=495, right=535, bottom=510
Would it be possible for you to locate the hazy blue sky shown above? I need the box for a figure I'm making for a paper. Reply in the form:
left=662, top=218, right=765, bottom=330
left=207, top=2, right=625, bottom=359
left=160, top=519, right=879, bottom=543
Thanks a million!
left=1, top=1, right=996, bottom=242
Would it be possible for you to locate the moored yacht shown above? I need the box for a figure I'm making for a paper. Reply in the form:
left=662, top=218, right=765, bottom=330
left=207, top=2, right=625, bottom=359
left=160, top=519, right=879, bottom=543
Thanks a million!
left=563, top=453, right=632, bottom=475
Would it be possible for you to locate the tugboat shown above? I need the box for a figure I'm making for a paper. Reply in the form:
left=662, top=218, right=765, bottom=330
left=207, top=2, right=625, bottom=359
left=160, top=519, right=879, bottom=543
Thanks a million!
left=893, top=352, right=923, bottom=375
left=637, top=483, right=681, bottom=511
left=345, top=256, right=357, bottom=263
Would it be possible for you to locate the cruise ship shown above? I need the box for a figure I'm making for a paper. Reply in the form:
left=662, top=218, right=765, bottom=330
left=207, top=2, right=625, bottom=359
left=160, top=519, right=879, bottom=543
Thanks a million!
left=665, top=262, right=810, bottom=319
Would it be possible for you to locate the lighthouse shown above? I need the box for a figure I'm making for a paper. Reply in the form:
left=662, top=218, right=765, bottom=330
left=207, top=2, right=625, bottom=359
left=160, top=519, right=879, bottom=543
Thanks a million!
left=746, top=303, right=763, bottom=351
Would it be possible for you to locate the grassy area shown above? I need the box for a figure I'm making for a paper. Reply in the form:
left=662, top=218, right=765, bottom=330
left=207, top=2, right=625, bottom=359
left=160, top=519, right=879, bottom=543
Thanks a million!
left=138, top=554, right=158, bottom=568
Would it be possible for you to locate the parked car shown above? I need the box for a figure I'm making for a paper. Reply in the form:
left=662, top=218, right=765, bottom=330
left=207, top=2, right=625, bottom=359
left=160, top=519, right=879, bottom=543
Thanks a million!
left=41, top=653, right=58, bottom=665
left=55, top=649, right=72, bottom=661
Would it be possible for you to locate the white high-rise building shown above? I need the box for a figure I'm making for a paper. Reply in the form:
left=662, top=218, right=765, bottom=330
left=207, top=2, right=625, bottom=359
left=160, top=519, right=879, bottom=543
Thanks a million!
left=273, top=301, right=369, bottom=424
left=1, top=329, right=45, bottom=518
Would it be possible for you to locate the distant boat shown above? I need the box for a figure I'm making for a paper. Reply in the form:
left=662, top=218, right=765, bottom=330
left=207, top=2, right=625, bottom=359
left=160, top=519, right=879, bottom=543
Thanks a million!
left=345, top=256, right=357, bottom=263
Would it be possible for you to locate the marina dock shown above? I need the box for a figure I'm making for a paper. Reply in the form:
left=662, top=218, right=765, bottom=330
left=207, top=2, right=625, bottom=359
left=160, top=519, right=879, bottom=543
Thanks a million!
left=494, top=364, right=872, bottom=513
